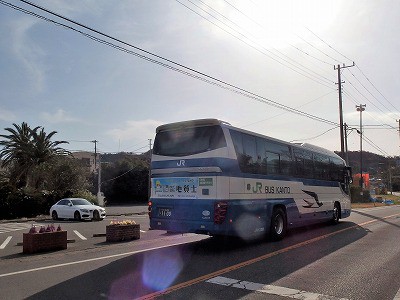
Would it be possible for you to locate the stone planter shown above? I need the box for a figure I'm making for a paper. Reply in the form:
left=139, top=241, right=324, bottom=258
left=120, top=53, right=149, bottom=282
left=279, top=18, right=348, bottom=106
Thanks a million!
left=106, top=224, right=140, bottom=242
left=23, top=231, right=67, bottom=254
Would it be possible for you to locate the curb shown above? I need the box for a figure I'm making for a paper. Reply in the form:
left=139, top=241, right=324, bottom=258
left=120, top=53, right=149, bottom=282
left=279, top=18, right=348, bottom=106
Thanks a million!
left=0, top=212, right=148, bottom=224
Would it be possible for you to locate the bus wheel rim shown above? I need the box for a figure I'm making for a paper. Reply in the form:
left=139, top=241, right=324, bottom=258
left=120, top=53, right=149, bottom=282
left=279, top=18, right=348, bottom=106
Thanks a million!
left=333, top=206, right=339, bottom=221
left=274, top=214, right=283, bottom=235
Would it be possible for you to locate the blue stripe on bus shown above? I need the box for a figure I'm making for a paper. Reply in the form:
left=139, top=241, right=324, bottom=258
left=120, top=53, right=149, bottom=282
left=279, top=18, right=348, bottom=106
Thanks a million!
left=151, top=158, right=341, bottom=188
left=151, top=157, right=238, bottom=170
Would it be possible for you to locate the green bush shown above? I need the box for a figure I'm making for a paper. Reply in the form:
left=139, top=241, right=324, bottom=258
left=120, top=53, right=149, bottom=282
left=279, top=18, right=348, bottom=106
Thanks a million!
left=0, top=185, right=58, bottom=219
left=72, top=190, right=97, bottom=205
left=350, top=186, right=371, bottom=203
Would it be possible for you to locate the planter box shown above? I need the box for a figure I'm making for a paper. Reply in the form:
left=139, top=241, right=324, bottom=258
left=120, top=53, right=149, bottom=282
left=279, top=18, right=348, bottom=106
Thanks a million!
left=106, top=224, right=140, bottom=242
left=23, top=231, right=67, bottom=254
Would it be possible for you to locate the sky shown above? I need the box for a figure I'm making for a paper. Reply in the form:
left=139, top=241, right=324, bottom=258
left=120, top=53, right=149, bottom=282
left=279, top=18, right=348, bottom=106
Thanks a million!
left=0, top=0, right=399, bottom=158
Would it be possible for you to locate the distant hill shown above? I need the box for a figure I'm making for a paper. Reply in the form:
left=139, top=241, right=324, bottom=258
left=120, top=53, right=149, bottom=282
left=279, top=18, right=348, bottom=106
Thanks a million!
left=336, top=150, right=398, bottom=175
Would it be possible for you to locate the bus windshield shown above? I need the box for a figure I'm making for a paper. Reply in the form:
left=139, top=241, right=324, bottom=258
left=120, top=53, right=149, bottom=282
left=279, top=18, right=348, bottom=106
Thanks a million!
left=153, top=125, right=226, bottom=156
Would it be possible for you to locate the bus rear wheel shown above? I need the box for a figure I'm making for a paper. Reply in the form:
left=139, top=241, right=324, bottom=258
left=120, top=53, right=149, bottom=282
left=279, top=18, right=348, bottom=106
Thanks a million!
left=270, top=207, right=287, bottom=241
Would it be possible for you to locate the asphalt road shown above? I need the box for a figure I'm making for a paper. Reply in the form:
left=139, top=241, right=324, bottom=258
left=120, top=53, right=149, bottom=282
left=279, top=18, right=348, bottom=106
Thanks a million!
left=0, top=205, right=399, bottom=300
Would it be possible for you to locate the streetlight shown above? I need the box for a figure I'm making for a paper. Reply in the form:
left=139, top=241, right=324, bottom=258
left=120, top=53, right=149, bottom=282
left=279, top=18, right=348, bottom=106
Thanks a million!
left=356, top=104, right=366, bottom=190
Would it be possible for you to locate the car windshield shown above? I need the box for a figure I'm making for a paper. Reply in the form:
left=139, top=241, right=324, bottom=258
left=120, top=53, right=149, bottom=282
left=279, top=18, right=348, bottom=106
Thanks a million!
left=70, top=199, right=92, bottom=206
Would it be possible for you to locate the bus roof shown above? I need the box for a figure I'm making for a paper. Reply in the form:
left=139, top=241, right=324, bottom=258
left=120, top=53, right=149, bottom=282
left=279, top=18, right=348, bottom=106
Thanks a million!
left=156, top=118, right=230, bottom=133
left=155, top=118, right=344, bottom=162
left=295, top=143, right=343, bottom=160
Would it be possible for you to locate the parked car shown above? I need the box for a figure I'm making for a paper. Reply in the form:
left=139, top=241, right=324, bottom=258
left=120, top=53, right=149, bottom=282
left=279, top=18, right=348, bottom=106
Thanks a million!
left=50, top=198, right=106, bottom=221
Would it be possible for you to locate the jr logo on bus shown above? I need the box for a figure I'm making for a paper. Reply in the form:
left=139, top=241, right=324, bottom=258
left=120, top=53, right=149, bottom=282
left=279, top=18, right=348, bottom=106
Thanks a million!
left=246, top=182, right=290, bottom=194
left=177, top=160, right=185, bottom=167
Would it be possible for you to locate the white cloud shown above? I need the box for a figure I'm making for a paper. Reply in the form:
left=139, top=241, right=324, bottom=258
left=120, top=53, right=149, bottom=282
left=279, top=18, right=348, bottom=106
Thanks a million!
left=0, top=107, right=16, bottom=121
left=41, top=109, right=79, bottom=123
left=10, top=17, right=46, bottom=92
left=106, top=119, right=162, bottom=151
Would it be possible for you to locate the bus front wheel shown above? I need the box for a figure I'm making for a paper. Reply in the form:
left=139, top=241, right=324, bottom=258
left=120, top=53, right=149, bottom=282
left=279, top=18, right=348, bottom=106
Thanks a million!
left=270, top=207, right=287, bottom=241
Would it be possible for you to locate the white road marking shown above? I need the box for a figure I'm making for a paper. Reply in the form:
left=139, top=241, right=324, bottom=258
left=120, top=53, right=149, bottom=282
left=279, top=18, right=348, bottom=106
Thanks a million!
left=206, top=276, right=349, bottom=300
left=394, top=287, right=400, bottom=300
left=0, top=223, right=36, bottom=234
left=73, top=230, right=87, bottom=240
left=0, top=236, right=12, bottom=249
left=140, top=230, right=146, bottom=233
left=0, top=239, right=199, bottom=278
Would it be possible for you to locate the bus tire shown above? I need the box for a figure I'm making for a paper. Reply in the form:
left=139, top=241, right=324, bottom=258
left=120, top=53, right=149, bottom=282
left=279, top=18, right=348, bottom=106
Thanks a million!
left=270, top=207, right=287, bottom=241
left=331, top=202, right=340, bottom=225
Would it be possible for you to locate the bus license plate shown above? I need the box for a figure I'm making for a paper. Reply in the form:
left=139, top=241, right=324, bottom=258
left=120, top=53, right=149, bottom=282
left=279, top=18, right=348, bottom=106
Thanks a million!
left=158, top=208, right=172, bottom=217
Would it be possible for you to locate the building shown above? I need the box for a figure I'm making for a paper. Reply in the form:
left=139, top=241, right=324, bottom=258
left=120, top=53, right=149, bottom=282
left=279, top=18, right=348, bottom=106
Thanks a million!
left=71, top=151, right=98, bottom=173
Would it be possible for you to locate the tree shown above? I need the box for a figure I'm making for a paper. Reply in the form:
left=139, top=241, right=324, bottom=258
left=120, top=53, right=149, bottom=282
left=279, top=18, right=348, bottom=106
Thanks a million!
left=31, top=155, right=92, bottom=197
left=101, top=156, right=149, bottom=204
left=0, top=122, right=69, bottom=189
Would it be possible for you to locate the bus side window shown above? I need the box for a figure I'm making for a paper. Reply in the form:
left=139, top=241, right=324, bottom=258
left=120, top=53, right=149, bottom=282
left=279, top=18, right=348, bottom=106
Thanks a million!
left=314, top=154, right=330, bottom=180
left=230, top=130, right=245, bottom=170
left=266, top=142, right=292, bottom=175
left=256, top=137, right=267, bottom=175
left=293, top=149, right=313, bottom=179
left=266, top=151, right=280, bottom=174
left=242, top=134, right=258, bottom=174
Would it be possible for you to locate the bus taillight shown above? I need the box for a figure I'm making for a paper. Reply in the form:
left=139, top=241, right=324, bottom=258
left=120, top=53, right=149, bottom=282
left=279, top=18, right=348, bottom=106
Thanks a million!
left=148, top=201, right=152, bottom=218
left=214, top=201, right=228, bottom=224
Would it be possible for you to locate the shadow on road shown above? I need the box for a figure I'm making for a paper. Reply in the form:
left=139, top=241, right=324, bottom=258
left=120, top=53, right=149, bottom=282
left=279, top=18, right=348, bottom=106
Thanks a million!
left=26, top=221, right=369, bottom=300
left=352, top=209, right=400, bottom=229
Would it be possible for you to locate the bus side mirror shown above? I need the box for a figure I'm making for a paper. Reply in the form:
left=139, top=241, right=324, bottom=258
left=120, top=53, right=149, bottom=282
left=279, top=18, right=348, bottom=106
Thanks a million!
left=345, top=167, right=353, bottom=184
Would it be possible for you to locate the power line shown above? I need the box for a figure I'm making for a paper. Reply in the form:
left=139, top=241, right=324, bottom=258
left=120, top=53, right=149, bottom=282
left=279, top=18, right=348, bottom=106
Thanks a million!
left=303, top=28, right=400, bottom=120
left=242, top=90, right=336, bottom=128
left=361, top=133, right=390, bottom=157
left=176, top=0, right=334, bottom=87
left=343, top=90, right=396, bottom=130
left=347, top=69, right=399, bottom=120
left=225, top=0, right=336, bottom=66
left=190, top=0, right=335, bottom=83
left=200, top=2, right=396, bottom=156
left=343, top=75, right=398, bottom=122
left=355, top=64, right=400, bottom=115
left=305, top=27, right=353, bottom=64
left=1, top=0, right=338, bottom=127
left=289, top=126, right=339, bottom=143
left=6, top=0, right=395, bottom=156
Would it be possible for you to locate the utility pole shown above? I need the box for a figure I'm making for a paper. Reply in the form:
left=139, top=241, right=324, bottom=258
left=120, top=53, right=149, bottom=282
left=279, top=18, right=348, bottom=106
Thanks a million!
left=334, top=62, right=355, bottom=159
left=397, top=119, right=400, bottom=150
left=148, top=139, right=152, bottom=200
left=356, top=104, right=366, bottom=189
left=148, top=139, right=152, bottom=157
left=91, top=140, right=104, bottom=205
left=344, top=123, right=349, bottom=165
left=91, top=140, right=98, bottom=172
left=97, top=153, right=103, bottom=205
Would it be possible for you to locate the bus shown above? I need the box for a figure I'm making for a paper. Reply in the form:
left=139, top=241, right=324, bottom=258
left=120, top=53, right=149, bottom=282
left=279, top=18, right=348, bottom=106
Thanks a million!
left=148, top=119, right=352, bottom=241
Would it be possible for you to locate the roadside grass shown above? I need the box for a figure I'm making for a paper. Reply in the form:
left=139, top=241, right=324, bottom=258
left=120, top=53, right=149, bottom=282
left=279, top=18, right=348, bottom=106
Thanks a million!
left=351, top=194, right=400, bottom=208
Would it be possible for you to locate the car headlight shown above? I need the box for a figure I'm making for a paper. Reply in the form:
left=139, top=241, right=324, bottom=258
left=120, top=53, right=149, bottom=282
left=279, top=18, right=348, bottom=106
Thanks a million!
left=80, top=209, right=89, bottom=213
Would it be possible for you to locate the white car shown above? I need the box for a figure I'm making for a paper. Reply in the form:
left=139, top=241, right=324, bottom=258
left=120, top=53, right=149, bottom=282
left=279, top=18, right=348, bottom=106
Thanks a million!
left=50, top=198, right=106, bottom=221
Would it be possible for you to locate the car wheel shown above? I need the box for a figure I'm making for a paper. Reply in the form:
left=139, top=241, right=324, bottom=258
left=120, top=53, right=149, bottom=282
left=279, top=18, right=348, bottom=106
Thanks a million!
left=269, top=207, right=287, bottom=241
left=74, top=211, right=81, bottom=221
left=52, top=211, right=58, bottom=220
left=331, top=202, right=340, bottom=225
left=93, top=210, right=100, bottom=221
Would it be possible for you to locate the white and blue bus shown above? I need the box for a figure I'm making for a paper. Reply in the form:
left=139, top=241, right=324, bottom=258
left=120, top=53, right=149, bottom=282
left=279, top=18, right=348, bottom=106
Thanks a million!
left=148, top=119, right=352, bottom=240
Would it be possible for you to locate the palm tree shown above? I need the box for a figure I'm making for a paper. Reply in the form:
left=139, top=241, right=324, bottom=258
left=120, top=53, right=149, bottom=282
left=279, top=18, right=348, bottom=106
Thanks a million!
left=0, top=122, right=69, bottom=188
left=32, top=127, right=69, bottom=165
